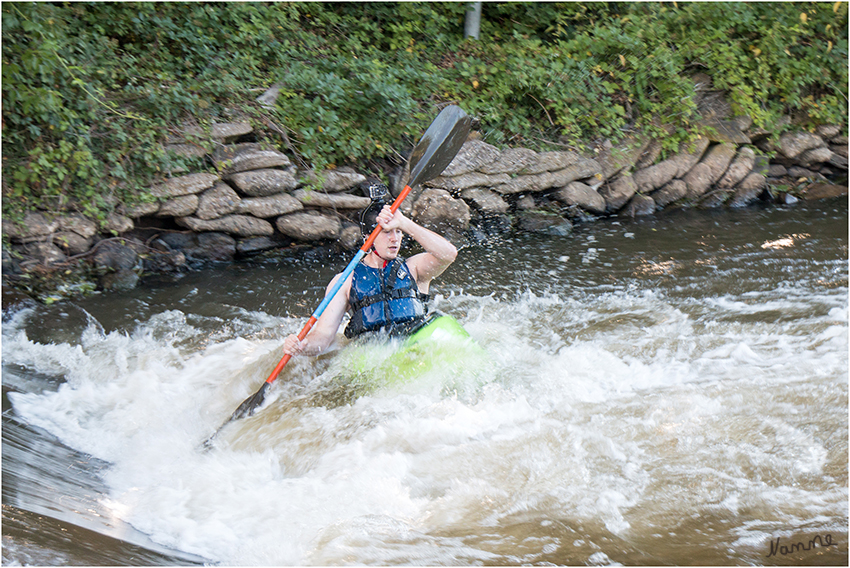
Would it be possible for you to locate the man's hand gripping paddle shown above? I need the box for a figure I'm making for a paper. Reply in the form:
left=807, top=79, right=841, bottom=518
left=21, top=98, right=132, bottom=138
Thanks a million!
left=202, top=106, right=472, bottom=449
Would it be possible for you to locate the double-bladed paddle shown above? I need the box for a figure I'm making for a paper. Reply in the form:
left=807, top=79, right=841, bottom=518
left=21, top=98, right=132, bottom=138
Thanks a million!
left=202, top=105, right=472, bottom=448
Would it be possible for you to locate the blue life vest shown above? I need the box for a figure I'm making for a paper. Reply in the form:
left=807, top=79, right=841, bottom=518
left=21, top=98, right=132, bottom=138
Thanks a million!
left=345, top=257, right=429, bottom=338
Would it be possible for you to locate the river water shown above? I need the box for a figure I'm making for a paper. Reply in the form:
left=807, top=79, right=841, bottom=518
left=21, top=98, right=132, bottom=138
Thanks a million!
left=3, top=198, right=847, bottom=566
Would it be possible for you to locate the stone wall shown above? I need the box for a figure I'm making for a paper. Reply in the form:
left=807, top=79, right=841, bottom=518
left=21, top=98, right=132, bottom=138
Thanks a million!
left=2, top=112, right=847, bottom=295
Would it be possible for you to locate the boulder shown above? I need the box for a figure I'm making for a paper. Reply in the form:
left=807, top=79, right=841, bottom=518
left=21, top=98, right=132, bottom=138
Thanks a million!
left=275, top=211, right=342, bottom=241
left=521, top=151, right=583, bottom=175
left=150, top=172, right=219, bottom=198
left=293, top=189, right=370, bottom=210
left=633, top=159, right=679, bottom=193
left=672, top=136, right=711, bottom=177
left=3, top=212, right=60, bottom=243
left=99, top=269, right=139, bottom=291
left=228, top=169, right=299, bottom=197
left=338, top=223, right=362, bottom=251
left=729, top=173, right=766, bottom=207
left=410, top=188, right=471, bottom=241
left=102, top=213, right=134, bottom=235
left=122, top=200, right=160, bottom=218
left=621, top=194, right=656, bottom=217
left=778, top=131, right=826, bottom=160
left=515, top=211, right=573, bottom=236
left=599, top=174, right=638, bottom=212
left=157, top=194, right=199, bottom=217
left=193, top=232, right=237, bottom=262
left=698, top=117, right=751, bottom=144
left=235, top=193, right=303, bottom=218
left=177, top=215, right=275, bottom=237
left=796, top=146, right=834, bottom=168
left=59, top=214, right=98, bottom=240
left=460, top=188, right=510, bottom=215
left=142, top=250, right=187, bottom=272
left=196, top=182, right=241, bottom=220
left=494, top=171, right=553, bottom=194
left=815, top=124, right=842, bottom=140
left=552, top=181, right=607, bottom=214
left=802, top=183, right=848, bottom=200
left=548, top=157, right=602, bottom=187
left=22, top=241, right=67, bottom=266
left=479, top=148, right=538, bottom=175
left=214, top=143, right=291, bottom=174
left=717, top=147, right=756, bottom=189
left=318, top=168, right=367, bottom=193
left=210, top=122, right=253, bottom=143
left=441, top=139, right=501, bottom=177
left=91, top=240, right=138, bottom=271
left=236, top=236, right=286, bottom=256
left=684, top=162, right=714, bottom=199
left=53, top=231, right=92, bottom=256
left=652, top=179, right=688, bottom=208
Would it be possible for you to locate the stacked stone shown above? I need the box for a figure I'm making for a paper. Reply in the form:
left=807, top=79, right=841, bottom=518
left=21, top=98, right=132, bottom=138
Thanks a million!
left=123, top=121, right=370, bottom=257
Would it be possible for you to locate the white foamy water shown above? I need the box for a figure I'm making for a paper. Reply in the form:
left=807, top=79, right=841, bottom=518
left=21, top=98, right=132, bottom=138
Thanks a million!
left=4, top=270, right=847, bottom=565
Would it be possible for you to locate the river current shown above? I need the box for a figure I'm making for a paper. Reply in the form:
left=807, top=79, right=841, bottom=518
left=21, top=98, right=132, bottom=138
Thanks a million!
left=2, top=198, right=847, bottom=565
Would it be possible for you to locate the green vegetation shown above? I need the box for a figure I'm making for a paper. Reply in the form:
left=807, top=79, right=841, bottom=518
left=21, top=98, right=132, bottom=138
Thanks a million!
left=3, top=2, right=847, bottom=220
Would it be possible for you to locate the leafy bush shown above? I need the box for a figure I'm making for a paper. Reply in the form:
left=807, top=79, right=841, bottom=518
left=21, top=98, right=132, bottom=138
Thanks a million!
left=2, top=2, right=846, bottom=220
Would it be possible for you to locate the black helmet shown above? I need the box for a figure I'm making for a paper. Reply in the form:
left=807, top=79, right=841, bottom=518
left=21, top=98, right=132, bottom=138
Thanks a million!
left=359, top=180, right=390, bottom=238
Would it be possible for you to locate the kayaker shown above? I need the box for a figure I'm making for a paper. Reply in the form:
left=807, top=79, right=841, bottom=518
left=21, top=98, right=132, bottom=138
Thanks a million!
left=282, top=179, right=457, bottom=357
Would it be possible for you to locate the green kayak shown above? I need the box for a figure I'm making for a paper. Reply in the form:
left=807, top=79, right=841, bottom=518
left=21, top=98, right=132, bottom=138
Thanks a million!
left=331, top=315, right=490, bottom=392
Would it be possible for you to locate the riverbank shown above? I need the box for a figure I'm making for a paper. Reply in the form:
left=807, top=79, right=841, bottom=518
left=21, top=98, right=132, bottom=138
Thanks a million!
left=2, top=108, right=847, bottom=311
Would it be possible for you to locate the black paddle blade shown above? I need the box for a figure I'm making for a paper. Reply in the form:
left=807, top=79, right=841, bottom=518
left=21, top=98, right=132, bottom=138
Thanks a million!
left=201, top=382, right=270, bottom=450
left=408, top=105, right=473, bottom=188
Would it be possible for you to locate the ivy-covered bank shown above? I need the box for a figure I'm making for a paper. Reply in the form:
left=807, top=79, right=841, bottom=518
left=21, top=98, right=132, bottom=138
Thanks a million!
left=2, top=2, right=848, bottom=305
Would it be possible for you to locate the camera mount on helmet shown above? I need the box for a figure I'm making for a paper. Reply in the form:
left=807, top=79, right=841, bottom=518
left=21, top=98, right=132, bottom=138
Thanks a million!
left=359, top=180, right=390, bottom=239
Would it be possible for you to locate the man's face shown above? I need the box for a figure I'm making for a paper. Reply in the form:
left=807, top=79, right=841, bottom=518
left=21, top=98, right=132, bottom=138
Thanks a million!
left=373, top=227, right=402, bottom=259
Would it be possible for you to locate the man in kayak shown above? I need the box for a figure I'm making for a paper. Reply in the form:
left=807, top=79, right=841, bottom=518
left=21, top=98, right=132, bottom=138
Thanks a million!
left=282, top=179, right=457, bottom=357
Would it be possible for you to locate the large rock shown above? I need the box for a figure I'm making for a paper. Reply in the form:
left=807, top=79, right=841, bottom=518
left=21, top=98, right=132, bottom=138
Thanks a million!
left=729, top=173, right=766, bottom=207
left=410, top=188, right=471, bottom=240
left=193, top=233, right=237, bottom=262
left=292, top=189, right=370, bottom=210
left=211, top=122, right=253, bottom=143
left=683, top=162, right=714, bottom=199
left=652, top=179, right=688, bottom=208
left=479, top=148, right=538, bottom=175
left=521, top=151, right=584, bottom=175
left=228, top=169, right=299, bottom=197
left=157, top=194, right=199, bottom=217
left=599, top=174, right=638, bottom=212
left=494, top=171, right=553, bottom=194
left=150, top=172, right=219, bottom=198
left=460, top=188, right=510, bottom=215
left=698, top=117, right=751, bottom=144
left=553, top=181, right=607, bottom=214
left=717, top=147, right=756, bottom=189
left=779, top=131, right=826, bottom=159
left=548, top=158, right=602, bottom=187
left=22, top=241, right=67, bottom=266
left=91, top=240, right=138, bottom=271
left=53, top=231, right=92, bottom=256
left=3, top=212, right=60, bottom=243
left=516, top=211, right=573, bottom=236
left=59, top=214, right=97, bottom=239
left=275, top=211, right=342, bottom=241
left=672, top=136, right=711, bottom=177
left=318, top=168, right=367, bottom=193
left=427, top=172, right=511, bottom=194
left=177, top=215, right=275, bottom=237
left=633, top=159, right=679, bottom=193
left=235, top=193, right=303, bottom=218
left=102, top=213, right=134, bottom=235
left=441, top=140, right=501, bottom=177
left=196, top=182, right=241, bottom=220
left=796, top=146, right=834, bottom=168
left=122, top=200, right=160, bottom=218
left=214, top=143, right=291, bottom=174
left=621, top=194, right=656, bottom=217
left=802, top=183, right=848, bottom=200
